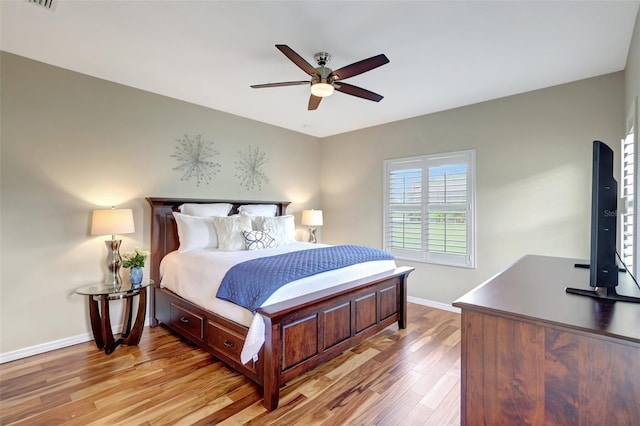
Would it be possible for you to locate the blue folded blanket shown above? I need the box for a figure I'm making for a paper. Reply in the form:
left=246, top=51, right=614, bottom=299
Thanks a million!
left=216, top=245, right=394, bottom=313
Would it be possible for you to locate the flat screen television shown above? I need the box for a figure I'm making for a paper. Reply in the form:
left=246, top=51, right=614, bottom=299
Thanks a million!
left=566, top=140, right=640, bottom=303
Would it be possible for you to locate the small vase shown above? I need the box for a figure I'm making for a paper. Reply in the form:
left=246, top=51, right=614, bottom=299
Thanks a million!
left=129, top=267, right=143, bottom=286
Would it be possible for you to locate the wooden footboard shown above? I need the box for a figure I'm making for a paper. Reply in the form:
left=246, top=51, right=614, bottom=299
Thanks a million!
left=146, top=197, right=413, bottom=410
left=259, top=266, right=412, bottom=410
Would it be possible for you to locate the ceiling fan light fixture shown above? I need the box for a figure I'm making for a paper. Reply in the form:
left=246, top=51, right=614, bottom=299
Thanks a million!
left=310, top=82, right=334, bottom=98
left=251, top=45, right=388, bottom=109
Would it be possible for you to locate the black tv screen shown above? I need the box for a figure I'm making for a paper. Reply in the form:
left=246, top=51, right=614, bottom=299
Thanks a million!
left=589, top=140, right=618, bottom=288
left=566, top=140, right=640, bottom=303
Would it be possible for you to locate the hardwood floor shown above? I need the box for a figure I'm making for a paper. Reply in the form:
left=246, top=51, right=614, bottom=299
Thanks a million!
left=0, top=303, right=461, bottom=425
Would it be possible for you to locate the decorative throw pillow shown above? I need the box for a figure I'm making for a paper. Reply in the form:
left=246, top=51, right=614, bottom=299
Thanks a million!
left=212, top=215, right=253, bottom=251
left=242, top=229, right=276, bottom=250
left=173, top=212, right=218, bottom=252
left=179, top=203, right=233, bottom=217
left=258, top=215, right=296, bottom=245
left=238, top=210, right=261, bottom=230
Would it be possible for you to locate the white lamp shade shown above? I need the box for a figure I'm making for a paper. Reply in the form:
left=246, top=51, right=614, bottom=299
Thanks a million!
left=301, top=209, right=323, bottom=227
left=91, top=208, right=135, bottom=236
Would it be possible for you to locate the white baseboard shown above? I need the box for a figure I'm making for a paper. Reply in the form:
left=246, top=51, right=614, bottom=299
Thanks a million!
left=0, top=331, right=95, bottom=364
left=0, top=319, right=146, bottom=364
left=408, top=296, right=461, bottom=314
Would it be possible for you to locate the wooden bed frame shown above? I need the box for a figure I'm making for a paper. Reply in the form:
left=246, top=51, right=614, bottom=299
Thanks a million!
left=146, top=197, right=414, bottom=410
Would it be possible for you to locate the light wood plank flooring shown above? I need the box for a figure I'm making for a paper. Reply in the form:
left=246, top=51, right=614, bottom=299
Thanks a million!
left=0, top=303, right=461, bottom=425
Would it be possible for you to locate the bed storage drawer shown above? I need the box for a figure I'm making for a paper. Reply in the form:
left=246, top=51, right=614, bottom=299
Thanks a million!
left=206, top=320, right=245, bottom=363
left=169, top=303, right=204, bottom=341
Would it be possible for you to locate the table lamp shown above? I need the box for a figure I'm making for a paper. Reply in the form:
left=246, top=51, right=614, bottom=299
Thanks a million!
left=91, top=207, right=135, bottom=285
left=301, top=209, right=323, bottom=243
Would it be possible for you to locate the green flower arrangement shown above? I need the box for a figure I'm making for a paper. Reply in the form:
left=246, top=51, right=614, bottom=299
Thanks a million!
left=121, top=247, right=150, bottom=268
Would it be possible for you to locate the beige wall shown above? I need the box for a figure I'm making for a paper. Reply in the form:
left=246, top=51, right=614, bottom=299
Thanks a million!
left=320, top=73, right=625, bottom=304
left=0, top=52, right=320, bottom=355
left=626, top=8, right=640, bottom=115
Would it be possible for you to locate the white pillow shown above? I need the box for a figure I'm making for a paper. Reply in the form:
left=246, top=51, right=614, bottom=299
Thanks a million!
left=212, top=215, right=253, bottom=251
left=179, top=203, right=232, bottom=217
left=258, top=215, right=296, bottom=245
left=243, top=229, right=276, bottom=250
left=173, top=212, right=218, bottom=252
left=238, top=204, right=278, bottom=217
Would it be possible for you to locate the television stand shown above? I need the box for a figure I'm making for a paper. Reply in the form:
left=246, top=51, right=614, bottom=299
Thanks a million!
left=565, top=286, right=640, bottom=303
left=567, top=262, right=640, bottom=303
left=573, top=262, right=626, bottom=272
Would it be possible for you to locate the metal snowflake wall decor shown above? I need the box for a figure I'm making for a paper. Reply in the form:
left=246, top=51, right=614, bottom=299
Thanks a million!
left=235, top=145, right=270, bottom=190
left=171, top=134, right=221, bottom=186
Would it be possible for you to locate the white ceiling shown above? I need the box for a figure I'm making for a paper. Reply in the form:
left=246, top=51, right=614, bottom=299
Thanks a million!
left=1, top=1, right=638, bottom=138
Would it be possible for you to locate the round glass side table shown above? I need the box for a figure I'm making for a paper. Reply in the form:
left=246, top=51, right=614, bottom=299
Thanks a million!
left=75, top=280, right=153, bottom=354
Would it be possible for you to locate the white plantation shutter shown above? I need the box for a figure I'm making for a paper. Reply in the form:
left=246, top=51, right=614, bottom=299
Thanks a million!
left=621, top=132, right=635, bottom=272
left=427, top=162, right=468, bottom=261
left=384, top=150, right=476, bottom=268
left=387, top=161, right=423, bottom=257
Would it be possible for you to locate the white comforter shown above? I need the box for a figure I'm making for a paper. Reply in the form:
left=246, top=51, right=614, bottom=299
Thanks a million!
left=160, top=242, right=397, bottom=364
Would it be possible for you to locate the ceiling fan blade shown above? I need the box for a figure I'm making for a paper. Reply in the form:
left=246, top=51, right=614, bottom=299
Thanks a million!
left=251, top=81, right=309, bottom=89
left=308, top=94, right=322, bottom=110
left=334, top=82, right=384, bottom=102
left=330, top=54, right=389, bottom=81
left=276, top=45, right=319, bottom=77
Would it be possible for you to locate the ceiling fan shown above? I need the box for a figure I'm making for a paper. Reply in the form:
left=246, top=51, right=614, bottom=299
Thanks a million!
left=251, top=45, right=389, bottom=111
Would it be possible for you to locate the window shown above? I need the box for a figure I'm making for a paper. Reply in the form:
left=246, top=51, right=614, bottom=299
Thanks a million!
left=384, top=150, right=476, bottom=268
left=621, top=97, right=638, bottom=275
left=621, top=131, right=634, bottom=272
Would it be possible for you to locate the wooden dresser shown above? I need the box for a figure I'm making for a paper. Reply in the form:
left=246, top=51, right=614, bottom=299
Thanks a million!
left=453, top=255, right=640, bottom=425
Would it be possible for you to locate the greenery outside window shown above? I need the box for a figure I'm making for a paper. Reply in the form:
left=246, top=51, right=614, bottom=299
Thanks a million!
left=384, top=150, right=476, bottom=268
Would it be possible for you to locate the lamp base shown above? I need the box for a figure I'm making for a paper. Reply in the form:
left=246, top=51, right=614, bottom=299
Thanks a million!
left=308, top=228, right=317, bottom=244
left=105, top=240, right=123, bottom=286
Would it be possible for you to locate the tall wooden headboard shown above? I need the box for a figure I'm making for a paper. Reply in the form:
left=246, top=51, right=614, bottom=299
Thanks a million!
left=145, top=197, right=291, bottom=287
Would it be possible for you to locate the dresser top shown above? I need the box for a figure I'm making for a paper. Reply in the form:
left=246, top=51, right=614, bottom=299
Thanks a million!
left=453, top=255, right=640, bottom=344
